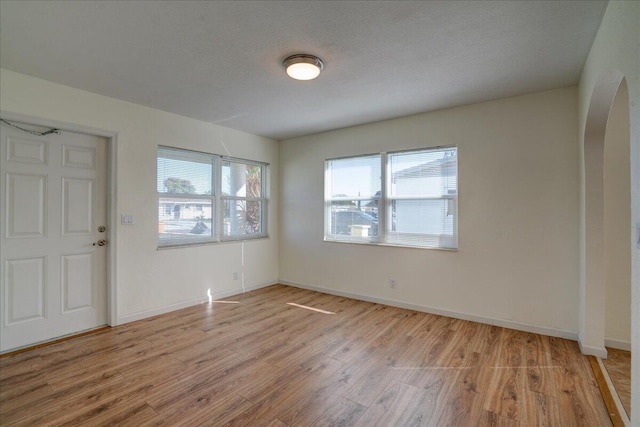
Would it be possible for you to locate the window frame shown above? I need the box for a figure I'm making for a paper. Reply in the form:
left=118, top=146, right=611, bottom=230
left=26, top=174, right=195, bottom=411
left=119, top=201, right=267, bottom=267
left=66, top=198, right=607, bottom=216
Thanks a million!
left=324, top=146, right=458, bottom=250
left=220, top=158, right=269, bottom=241
left=324, top=153, right=382, bottom=243
left=157, top=146, right=268, bottom=248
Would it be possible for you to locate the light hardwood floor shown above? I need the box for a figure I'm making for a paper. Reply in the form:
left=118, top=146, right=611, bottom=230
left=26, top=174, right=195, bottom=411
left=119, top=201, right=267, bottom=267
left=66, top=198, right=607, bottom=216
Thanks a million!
left=0, top=285, right=612, bottom=426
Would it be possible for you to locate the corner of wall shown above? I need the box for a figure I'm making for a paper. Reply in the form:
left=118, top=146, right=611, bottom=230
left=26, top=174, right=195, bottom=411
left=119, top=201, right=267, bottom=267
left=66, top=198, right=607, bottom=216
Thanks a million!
left=578, top=333, right=608, bottom=358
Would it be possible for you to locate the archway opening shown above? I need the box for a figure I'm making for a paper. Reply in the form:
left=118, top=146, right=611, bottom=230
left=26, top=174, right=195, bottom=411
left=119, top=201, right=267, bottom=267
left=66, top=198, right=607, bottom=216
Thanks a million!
left=581, top=72, right=632, bottom=424
left=602, top=78, right=631, bottom=418
left=581, top=70, right=624, bottom=356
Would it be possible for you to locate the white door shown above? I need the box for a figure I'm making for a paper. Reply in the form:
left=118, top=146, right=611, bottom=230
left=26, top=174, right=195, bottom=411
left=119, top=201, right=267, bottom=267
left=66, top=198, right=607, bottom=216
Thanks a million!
left=0, top=123, right=107, bottom=352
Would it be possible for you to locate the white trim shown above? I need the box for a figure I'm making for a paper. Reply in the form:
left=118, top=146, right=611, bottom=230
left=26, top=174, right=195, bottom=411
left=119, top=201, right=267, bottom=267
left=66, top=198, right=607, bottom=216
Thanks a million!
left=605, top=338, right=631, bottom=351
left=0, top=111, right=117, bottom=139
left=596, top=357, right=630, bottom=426
left=279, top=280, right=578, bottom=341
left=0, top=110, right=119, bottom=328
left=108, top=134, right=119, bottom=326
left=117, top=280, right=277, bottom=325
left=578, top=333, right=608, bottom=358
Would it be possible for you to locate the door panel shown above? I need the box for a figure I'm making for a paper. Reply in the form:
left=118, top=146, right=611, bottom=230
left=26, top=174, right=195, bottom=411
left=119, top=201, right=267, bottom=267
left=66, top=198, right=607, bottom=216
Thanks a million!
left=61, top=253, right=93, bottom=312
left=6, top=136, right=47, bottom=165
left=63, top=178, right=94, bottom=235
left=6, top=173, right=47, bottom=238
left=63, top=144, right=95, bottom=169
left=0, top=123, right=107, bottom=352
left=5, top=257, right=45, bottom=323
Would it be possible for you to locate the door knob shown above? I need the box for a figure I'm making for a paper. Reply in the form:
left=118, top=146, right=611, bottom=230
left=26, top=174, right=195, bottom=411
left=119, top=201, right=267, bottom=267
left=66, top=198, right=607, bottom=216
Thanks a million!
left=92, top=239, right=107, bottom=247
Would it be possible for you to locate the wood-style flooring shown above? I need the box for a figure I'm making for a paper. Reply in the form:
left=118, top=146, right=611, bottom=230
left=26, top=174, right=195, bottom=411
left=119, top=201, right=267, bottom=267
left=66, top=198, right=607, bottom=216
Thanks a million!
left=0, top=285, right=612, bottom=426
left=603, top=347, right=631, bottom=418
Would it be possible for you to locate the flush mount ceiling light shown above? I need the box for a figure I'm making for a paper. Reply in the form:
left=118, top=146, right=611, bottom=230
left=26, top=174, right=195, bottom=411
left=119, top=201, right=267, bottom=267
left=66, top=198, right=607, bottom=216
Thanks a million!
left=283, top=54, right=324, bottom=81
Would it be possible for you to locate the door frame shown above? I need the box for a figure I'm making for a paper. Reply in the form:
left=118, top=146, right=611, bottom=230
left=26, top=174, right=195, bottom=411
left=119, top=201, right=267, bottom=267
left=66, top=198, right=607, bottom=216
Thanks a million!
left=0, top=110, right=118, bottom=328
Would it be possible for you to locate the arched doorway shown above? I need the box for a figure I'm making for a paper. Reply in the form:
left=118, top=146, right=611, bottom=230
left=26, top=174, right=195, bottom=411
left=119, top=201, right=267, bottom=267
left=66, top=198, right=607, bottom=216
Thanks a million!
left=580, top=70, right=628, bottom=356
left=604, top=79, right=631, bottom=351
left=581, top=72, right=631, bottom=421
left=603, top=79, right=631, bottom=420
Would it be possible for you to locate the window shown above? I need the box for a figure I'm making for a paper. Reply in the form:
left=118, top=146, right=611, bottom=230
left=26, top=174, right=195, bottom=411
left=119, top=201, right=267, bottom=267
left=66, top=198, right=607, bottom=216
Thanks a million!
left=387, top=148, right=457, bottom=248
left=157, top=146, right=268, bottom=247
left=325, top=154, right=381, bottom=241
left=221, top=159, right=267, bottom=239
left=325, top=146, right=457, bottom=249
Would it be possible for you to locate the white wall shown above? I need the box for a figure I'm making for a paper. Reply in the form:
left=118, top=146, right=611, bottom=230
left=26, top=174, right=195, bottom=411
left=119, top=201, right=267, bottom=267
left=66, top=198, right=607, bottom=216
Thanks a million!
left=280, top=86, right=580, bottom=337
left=0, top=68, right=279, bottom=323
left=604, top=81, right=631, bottom=349
left=578, top=1, right=639, bottom=421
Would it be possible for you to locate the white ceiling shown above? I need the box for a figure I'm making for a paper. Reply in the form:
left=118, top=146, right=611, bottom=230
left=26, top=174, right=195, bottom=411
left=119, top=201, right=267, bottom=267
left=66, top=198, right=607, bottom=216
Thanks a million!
left=0, top=1, right=607, bottom=140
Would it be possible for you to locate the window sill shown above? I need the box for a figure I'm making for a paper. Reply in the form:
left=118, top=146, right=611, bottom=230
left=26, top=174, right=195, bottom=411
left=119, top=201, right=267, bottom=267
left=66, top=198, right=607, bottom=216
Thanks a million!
left=323, top=238, right=458, bottom=252
left=157, top=235, right=270, bottom=250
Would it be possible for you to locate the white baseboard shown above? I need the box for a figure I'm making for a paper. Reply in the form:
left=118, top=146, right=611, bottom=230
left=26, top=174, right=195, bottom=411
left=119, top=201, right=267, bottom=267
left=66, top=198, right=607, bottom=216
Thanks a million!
left=117, top=280, right=277, bottom=325
left=279, top=279, right=578, bottom=342
left=578, top=333, right=608, bottom=358
left=605, top=338, right=631, bottom=352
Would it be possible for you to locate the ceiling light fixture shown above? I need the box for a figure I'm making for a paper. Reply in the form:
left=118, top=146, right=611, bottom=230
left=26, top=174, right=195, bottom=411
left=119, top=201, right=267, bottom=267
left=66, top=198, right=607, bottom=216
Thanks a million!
left=283, top=54, right=324, bottom=81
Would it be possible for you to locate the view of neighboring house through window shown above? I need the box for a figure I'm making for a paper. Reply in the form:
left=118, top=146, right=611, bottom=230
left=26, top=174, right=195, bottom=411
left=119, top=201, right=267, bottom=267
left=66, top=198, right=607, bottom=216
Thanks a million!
left=325, top=146, right=457, bottom=249
left=387, top=148, right=457, bottom=248
left=157, top=146, right=268, bottom=247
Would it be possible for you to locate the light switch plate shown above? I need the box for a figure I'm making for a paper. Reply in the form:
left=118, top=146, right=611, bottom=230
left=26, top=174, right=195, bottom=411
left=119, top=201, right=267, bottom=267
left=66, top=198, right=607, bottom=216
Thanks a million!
left=121, top=214, right=134, bottom=225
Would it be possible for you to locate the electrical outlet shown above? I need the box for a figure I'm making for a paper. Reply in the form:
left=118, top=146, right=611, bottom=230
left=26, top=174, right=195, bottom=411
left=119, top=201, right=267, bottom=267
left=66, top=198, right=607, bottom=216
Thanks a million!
left=233, top=272, right=239, bottom=280
left=389, top=279, right=396, bottom=289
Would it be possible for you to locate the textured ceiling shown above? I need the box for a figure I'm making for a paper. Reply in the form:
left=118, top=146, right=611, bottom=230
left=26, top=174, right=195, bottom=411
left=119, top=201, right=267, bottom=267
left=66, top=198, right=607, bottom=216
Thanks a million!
left=0, top=1, right=607, bottom=140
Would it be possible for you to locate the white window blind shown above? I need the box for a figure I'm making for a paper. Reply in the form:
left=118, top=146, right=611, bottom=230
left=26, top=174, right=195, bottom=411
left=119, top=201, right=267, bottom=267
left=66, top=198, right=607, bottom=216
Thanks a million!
left=324, top=146, right=457, bottom=249
left=158, top=147, right=215, bottom=246
left=387, top=148, right=457, bottom=249
left=157, top=146, right=268, bottom=247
